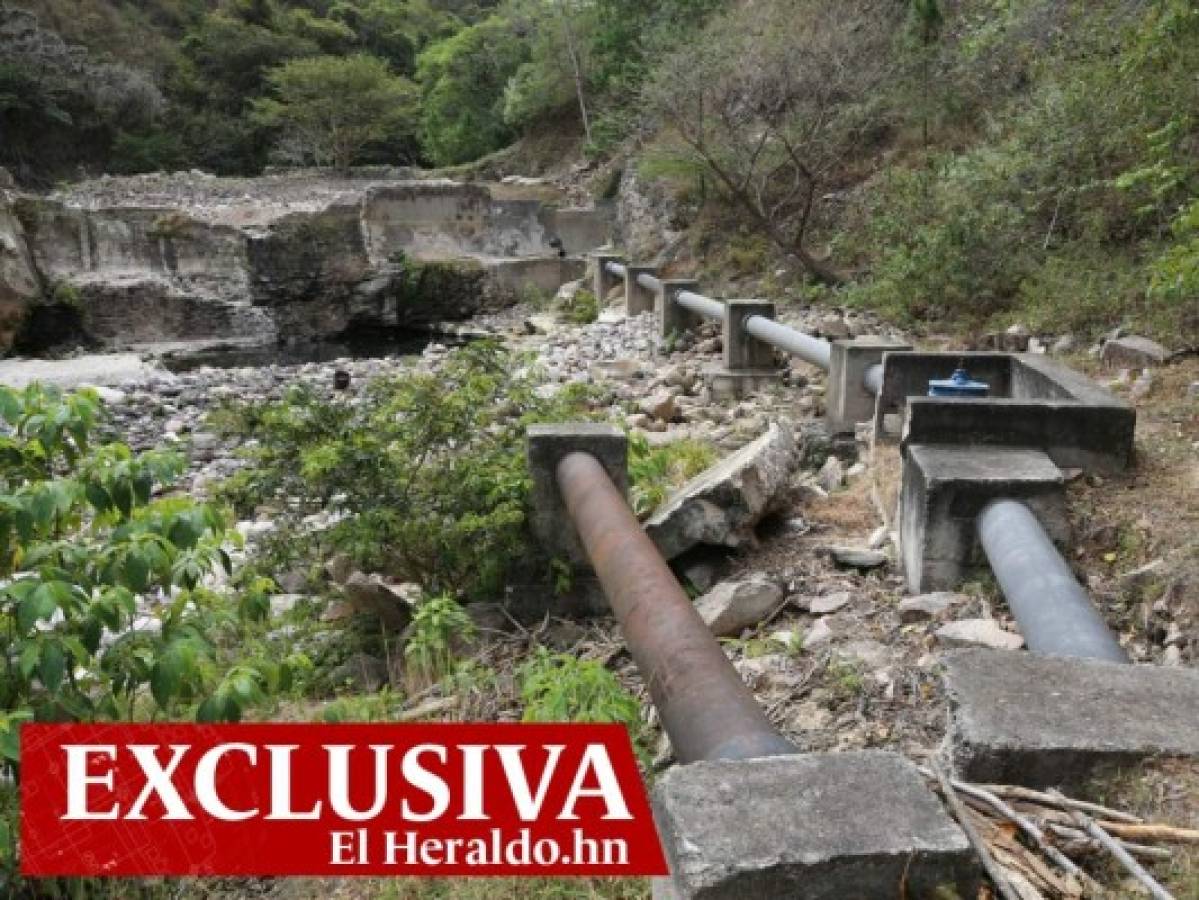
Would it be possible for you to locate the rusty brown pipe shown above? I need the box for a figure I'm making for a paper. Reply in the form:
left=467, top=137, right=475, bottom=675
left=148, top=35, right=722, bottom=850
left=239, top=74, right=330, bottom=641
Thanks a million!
left=556, top=451, right=796, bottom=764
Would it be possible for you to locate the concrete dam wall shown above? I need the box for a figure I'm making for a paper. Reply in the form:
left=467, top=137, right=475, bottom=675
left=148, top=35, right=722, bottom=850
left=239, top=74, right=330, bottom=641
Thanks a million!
left=0, top=172, right=611, bottom=352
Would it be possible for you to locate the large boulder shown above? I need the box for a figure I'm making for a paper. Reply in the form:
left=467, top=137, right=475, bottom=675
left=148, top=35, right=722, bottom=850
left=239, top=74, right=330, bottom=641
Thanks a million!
left=341, top=572, right=417, bottom=631
left=694, top=575, right=784, bottom=637
left=646, top=421, right=797, bottom=559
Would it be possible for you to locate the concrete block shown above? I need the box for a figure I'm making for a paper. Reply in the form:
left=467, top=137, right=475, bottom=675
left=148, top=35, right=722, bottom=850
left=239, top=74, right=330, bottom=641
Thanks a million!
left=900, top=444, right=1067, bottom=593
left=943, top=649, right=1199, bottom=787
left=527, top=424, right=628, bottom=565
left=623, top=265, right=658, bottom=316
left=826, top=337, right=911, bottom=436
left=722, top=300, right=776, bottom=371
left=542, top=207, right=614, bottom=255
left=703, top=365, right=784, bottom=401
left=875, top=352, right=1134, bottom=473
left=659, top=280, right=703, bottom=340
left=485, top=257, right=585, bottom=296
left=590, top=253, right=624, bottom=301
left=651, top=751, right=980, bottom=899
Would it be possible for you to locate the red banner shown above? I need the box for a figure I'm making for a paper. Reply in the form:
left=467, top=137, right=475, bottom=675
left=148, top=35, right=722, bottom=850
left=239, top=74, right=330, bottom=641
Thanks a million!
left=20, top=723, right=668, bottom=877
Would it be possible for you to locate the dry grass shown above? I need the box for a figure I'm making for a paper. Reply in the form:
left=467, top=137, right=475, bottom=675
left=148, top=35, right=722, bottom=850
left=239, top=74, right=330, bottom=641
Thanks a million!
left=1085, top=759, right=1199, bottom=899
left=805, top=467, right=881, bottom=535
left=184, top=876, right=649, bottom=900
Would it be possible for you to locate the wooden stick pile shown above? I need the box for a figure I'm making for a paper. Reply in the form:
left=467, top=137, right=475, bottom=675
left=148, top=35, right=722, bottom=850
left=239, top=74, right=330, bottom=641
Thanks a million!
left=923, top=764, right=1199, bottom=900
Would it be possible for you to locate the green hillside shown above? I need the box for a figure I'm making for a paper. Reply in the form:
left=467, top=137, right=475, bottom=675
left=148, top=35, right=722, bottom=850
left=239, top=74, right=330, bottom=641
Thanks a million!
left=2, top=0, right=1196, bottom=342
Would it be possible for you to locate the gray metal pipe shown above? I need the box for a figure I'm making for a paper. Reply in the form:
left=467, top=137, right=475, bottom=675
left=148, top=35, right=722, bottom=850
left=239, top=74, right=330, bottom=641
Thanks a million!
left=675, top=290, right=726, bottom=321
left=863, top=363, right=883, bottom=397
left=977, top=499, right=1128, bottom=663
left=636, top=271, right=662, bottom=294
left=742, top=315, right=832, bottom=372
left=605, top=261, right=628, bottom=279
left=556, top=451, right=797, bottom=763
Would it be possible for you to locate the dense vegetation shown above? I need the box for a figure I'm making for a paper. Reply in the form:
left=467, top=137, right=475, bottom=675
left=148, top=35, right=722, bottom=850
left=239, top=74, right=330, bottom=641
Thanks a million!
left=1, top=0, right=718, bottom=178
left=5, top=0, right=1196, bottom=339
left=210, top=341, right=596, bottom=600
left=0, top=346, right=705, bottom=888
left=641, top=0, right=1199, bottom=341
left=0, top=384, right=287, bottom=877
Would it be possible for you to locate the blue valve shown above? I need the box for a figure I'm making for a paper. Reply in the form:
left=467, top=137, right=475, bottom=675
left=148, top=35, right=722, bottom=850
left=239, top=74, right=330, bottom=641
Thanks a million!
left=928, top=367, right=989, bottom=398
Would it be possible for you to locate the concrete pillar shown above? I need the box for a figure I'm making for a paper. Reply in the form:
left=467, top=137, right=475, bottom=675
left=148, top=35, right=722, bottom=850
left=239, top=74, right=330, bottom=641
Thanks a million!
left=899, top=444, right=1067, bottom=593
left=652, top=751, right=980, bottom=898
left=590, top=252, right=624, bottom=302
left=826, top=337, right=912, bottom=435
left=658, top=279, right=702, bottom=341
left=623, top=264, right=657, bottom=316
left=526, top=423, right=628, bottom=566
left=722, top=299, right=776, bottom=371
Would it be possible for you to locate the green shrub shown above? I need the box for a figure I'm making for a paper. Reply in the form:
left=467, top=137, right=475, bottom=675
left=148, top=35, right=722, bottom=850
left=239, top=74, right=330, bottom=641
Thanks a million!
left=0, top=384, right=280, bottom=880
left=213, top=341, right=593, bottom=600
left=404, top=594, right=475, bottom=684
left=415, top=15, right=528, bottom=166
left=627, top=432, right=717, bottom=518
left=519, top=649, right=643, bottom=755
left=1146, top=199, right=1199, bottom=340
left=841, top=151, right=1033, bottom=329
left=559, top=287, right=599, bottom=325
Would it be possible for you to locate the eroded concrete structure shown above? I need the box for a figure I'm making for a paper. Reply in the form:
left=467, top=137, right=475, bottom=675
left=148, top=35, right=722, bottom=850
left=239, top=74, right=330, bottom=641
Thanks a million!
left=1, top=173, right=612, bottom=351
left=652, top=752, right=979, bottom=899
left=943, top=649, right=1199, bottom=786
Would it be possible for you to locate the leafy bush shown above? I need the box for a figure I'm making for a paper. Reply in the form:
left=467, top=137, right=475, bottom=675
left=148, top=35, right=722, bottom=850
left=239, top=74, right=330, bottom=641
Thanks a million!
left=558, top=287, right=599, bottom=325
left=1146, top=199, right=1199, bottom=339
left=842, top=152, right=1033, bottom=329
left=405, top=594, right=475, bottom=684
left=415, top=15, right=529, bottom=166
left=519, top=649, right=641, bottom=737
left=0, top=384, right=280, bottom=878
left=213, top=341, right=593, bottom=600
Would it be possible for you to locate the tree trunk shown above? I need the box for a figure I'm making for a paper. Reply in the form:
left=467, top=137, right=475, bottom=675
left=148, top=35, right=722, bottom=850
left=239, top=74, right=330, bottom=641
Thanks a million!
left=556, top=0, right=592, bottom=145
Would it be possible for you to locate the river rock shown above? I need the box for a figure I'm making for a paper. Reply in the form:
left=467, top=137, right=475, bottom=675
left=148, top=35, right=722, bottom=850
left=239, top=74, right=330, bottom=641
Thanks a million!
left=1051, top=334, right=1077, bottom=355
left=820, top=315, right=850, bottom=339
left=803, top=617, right=834, bottom=649
left=898, top=592, right=964, bottom=623
left=1101, top=335, right=1169, bottom=368
left=816, top=455, right=844, bottom=492
left=935, top=619, right=1024, bottom=650
left=326, top=652, right=389, bottom=692
left=695, top=576, right=784, bottom=637
left=809, top=591, right=851, bottom=615
left=640, top=388, right=679, bottom=422
left=324, top=553, right=354, bottom=584
left=646, top=421, right=797, bottom=559
left=341, top=572, right=416, bottom=631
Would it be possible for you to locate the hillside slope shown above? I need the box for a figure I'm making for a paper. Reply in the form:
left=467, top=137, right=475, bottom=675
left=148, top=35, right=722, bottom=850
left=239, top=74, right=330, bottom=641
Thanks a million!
left=2, top=0, right=1197, bottom=343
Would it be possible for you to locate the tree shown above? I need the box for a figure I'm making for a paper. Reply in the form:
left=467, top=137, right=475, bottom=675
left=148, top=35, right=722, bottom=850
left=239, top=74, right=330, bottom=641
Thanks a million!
left=0, top=7, right=166, bottom=181
left=252, top=53, right=419, bottom=169
left=907, top=0, right=944, bottom=148
left=416, top=15, right=529, bottom=166
left=643, top=0, right=900, bottom=285
left=500, top=0, right=593, bottom=136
